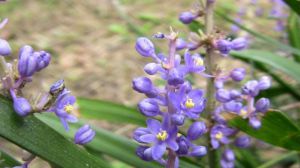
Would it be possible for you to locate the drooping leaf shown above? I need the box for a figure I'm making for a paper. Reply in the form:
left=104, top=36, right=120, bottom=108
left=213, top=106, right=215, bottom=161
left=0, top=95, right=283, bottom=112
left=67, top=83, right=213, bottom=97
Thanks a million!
left=0, top=96, right=108, bottom=168
left=37, top=114, right=202, bottom=168
left=230, top=50, right=300, bottom=83
left=78, top=97, right=145, bottom=126
left=0, top=150, right=20, bottom=167
left=229, top=111, right=300, bottom=151
left=287, top=12, right=300, bottom=62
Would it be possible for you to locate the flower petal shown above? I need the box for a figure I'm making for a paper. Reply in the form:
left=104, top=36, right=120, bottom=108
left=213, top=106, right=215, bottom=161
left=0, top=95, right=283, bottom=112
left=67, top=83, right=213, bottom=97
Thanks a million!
left=140, top=134, right=156, bottom=143
left=152, top=143, right=166, bottom=160
left=146, top=118, right=161, bottom=134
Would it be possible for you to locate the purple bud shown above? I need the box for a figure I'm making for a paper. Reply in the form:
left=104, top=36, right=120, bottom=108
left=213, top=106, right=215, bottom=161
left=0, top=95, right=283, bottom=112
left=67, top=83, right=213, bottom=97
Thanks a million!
left=153, top=32, right=165, bottom=39
left=214, top=79, right=224, bottom=89
left=231, top=37, right=247, bottom=51
left=229, top=90, right=241, bottom=99
left=176, top=38, right=187, bottom=50
left=13, top=97, right=32, bottom=117
left=216, top=40, right=232, bottom=55
left=182, top=81, right=192, bottom=93
left=223, top=101, right=243, bottom=112
left=138, top=98, right=160, bottom=117
left=216, top=89, right=231, bottom=103
left=230, top=68, right=246, bottom=81
left=133, top=128, right=150, bottom=143
left=135, top=37, right=155, bottom=57
left=222, top=149, right=235, bottom=162
left=255, top=98, right=270, bottom=113
left=167, top=68, right=184, bottom=86
left=249, top=117, right=261, bottom=129
left=234, top=135, right=251, bottom=148
left=35, top=51, right=51, bottom=71
left=257, top=76, right=271, bottom=90
left=144, top=63, right=159, bottom=75
left=176, top=136, right=190, bottom=155
left=18, top=45, right=38, bottom=77
left=0, top=39, right=11, bottom=56
left=74, top=124, right=96, bottom=145
left=50, top=79, right=65, bottom=95
left=242, top=80, right=259, bottom=97
left=187, top=122, right=206, bottom=140
left=189, top=146, right=207, bottom=157
left=171, top=113, right=185, bottom=126
left=132, top=77, right=154, bottom=95
left=136, top=146, right=153, bottom=161
left=179, top=11, right=196, bottom=24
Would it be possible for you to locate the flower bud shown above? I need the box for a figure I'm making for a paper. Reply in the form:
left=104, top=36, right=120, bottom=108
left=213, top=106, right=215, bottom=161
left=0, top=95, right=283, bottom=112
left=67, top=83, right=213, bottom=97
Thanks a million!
left=36, top=51, right=51, bottom=71
left=171, top=113, right=185, bottom=126
left=234, top=135, right=251, bottom=148
left=18, top=45, right=38, bottom=77
left=179, top=11, right=196, bottom=24
left=135, top=37, right=155, bottom=57
left=50, top=79, right=65, bottom=95
left=216, top=89, right=231, bottom=103
left=189, top=146, right=207, bottom=157
left=257, top=76, right=271, bottom=90
left=242, top=80, right=259, bottom=97
left=136, top=146, right=153, bottom=161
left=182, top=81, right=192, bottom=93
left=132, top=77, right=153, bottom=94
left=74, top=124, right=96, bottom=145
left=13, top=97, right=32, bottom=117
left=176, top=38, right=187, bottom=50
left=216, top=40, right=232, bottom=55
left=223, top=101, right=243, bottom=112
left=187, top=121, right=206, bottom=140
left=144, top=63, right=159, bottom=75
left=138, top=98, right=160, bottom=117
left=0, top=39, right=11, bottom=56
left=222, top=149, right=235, bottom=162
left=176, top=136, right=190, bottom=155
left=167, top=68, right=184, bottom=86
left=249, top=117, right=261, bottom=129
left=255, top=98, right=270, bottom=113
left=230, top=68, right=246, bottom=81
left=133, top=128, right=150, bottom=143
left=231, top=37, right=247, bottom=51
left=214, top=79, right=224, bottom=89
left=229, top=90, right=241, bottom=99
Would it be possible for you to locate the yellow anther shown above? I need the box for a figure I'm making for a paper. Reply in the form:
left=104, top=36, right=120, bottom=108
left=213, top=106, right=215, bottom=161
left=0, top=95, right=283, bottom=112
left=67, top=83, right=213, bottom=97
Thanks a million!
left=215, top=132, right=223, bottom=140
left=194, top=57, right=203, bottom=66
left=64, top=104, right=74, bottom=113
left=156, top=130, right=168, bottom=141
left=185, top=98, right=195, bottom=109
left=240, top=109, right=248, bottom=118
left=177, top=133, right=182, bottom=137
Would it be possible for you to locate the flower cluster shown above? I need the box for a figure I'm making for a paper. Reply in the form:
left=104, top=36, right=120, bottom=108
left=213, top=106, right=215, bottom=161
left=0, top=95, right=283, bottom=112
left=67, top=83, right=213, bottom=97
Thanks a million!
left=133, top=32, right=208, bottom=167
left=0, top=20, right=95, bottom=147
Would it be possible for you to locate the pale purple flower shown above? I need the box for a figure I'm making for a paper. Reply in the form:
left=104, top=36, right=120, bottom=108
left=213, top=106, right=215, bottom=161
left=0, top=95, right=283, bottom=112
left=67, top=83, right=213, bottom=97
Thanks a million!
left=210, top=125, right=235, bottom=149
left=74, top=124, right=96, bottom=145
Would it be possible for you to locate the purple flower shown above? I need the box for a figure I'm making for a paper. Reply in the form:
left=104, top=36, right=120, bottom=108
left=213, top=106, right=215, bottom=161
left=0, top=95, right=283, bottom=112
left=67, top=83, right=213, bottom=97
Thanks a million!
left=221, top=149, right=235, bottom=168
left=216, top=39, right=232, bottom=55
left=10, top=89, right=31, bottom=117
left=176, top=38, right=187, bottom=50
left=189, top=146, right=207, bottom=157
left=183, top=52, right=205, bottom=74
left=257, top=76, right=271, bottom=90
left=132, top=77, right=157, bottom=97
left=230, top=68, right=246, bottom=81
left=167, top=68, right=184, bottom=86
left=242, top=80, right=260, bottom=97
left=216, top=89, right=232, bottom=103
left=171, top=113, right=185, bottom=126
left=231, top=37, right=247, bottom=51
left=223, top=101, right=243, bottom=113
left=179, top=12, right=197, bottom=24
left=49, top=89, right=78, bottom=131
left=144, top=63, right=160, bottom=75
left=0, top=38, right=11, bottom=56
left=138, top=98, right=160, bottom=117
left=35, top=51, right=51, bottom=71
left=249, top=116, right=261, bottom=129
left=133, top=118, right=178, bottom=160
left=169, top=88, right=206, bottom=119
left=255, top=98, right=270, bottom=113
left=135, top=37, right=155, bottom=57
left=136, top=146, right=154, bottom=161
left=74, top=124, right=96, bottom=145
left=187, top=121, right=206, bottom=141
left=210, top=125, right=235, bottom=149
left=176, top=136, right=190, bottom=155
left=234, top=135, right=251, bottom=148
left=50, top=79, right=65, bottom=95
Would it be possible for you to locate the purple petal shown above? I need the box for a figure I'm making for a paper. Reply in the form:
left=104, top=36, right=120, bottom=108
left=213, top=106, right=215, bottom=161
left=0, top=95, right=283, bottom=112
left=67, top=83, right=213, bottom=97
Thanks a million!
left=152, top=143, right=166, bottom=160
left=140, top=134, right=156, bottom=143
left=167, top=140, right=179, bottom=151
left=146, top=118, right=161, bottom=134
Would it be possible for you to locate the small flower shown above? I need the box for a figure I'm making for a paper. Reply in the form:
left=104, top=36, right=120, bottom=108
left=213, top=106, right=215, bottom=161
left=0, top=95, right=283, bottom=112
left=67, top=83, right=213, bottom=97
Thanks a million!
left=230, top=68, right=246, bottom=81
left=187, top=121, right=206, bottom=141
left=189, top=146, right=207, bottom=157
left=255, top=98, right=270, bottom=113
left=231, top=37, right=247, bottom=51
left=135, top=37, right=155, bottom=57
left=10, top=89, right=31, bottom=117
left=0, top=38, right=11, bottom=56
left=223, top=100, right=243, bottom=113
left=257, top=76, right=271, bottom=90
left=171, top=113, right=185, bottom=126
left=35, top=51, right=51, bottom=71
left=216, top=40, right=232, bottom=55
left=138, top=98, right=160, bottom=117
left=210, top=125, right=235, bottom=149
left=216, top=89, right=232, bottom=103
left=132, top=77, right=157, bottom=97
left=74, top=124, right=96, bottom=145
left=144, top=63, right=160, bottom=75
left=249, top=116, right=261, bottom=129
left=183, top=52, right=205, bottom=74
left=234, top=135, right=251, bottom=148
left=179, top=11, right=197, bottom=24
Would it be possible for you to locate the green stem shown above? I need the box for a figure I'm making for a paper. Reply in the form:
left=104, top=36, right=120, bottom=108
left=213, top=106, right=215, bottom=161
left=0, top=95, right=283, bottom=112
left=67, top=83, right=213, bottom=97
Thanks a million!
left=204, top=0, right=218, bottom=168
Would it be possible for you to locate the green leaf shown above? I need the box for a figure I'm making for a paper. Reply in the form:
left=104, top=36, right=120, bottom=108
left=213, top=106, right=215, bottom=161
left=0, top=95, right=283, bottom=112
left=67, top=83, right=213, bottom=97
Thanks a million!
left=229, top=111, right=300, bottom=151
left=283, top=0, right=300, bottom=16
left=78, top=97, right=145, bottom=126
left=0, top=150, right=20, bottom=167
left=234, top=148, right=261, bottom=168
left=287, top=12, right=300, bottom=62
left=0, top=96, right=108, bottom=168
left=230, top=50, right=300, bottom=83
left=257, top=151, right=298, bottom=168
left=217, top=11, right=300, bottom=57
left=37, top=114, right=201, bottom=168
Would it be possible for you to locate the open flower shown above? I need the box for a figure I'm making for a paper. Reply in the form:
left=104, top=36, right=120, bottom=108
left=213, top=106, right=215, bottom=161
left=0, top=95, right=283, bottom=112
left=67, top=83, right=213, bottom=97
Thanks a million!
left=210, top=125, right=235, bottom=149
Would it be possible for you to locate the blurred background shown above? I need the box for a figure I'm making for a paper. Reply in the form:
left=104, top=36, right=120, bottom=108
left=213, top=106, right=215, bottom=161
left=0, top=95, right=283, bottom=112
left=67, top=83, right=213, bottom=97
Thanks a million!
left=0, top=0, right=298, bottom=167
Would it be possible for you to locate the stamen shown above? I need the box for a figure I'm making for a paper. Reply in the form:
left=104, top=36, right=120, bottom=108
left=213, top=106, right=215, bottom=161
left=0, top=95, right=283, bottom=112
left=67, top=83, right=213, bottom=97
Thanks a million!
left=156, top=130, right=168, bottom=141
left=185, top=98, right=195, bottom=109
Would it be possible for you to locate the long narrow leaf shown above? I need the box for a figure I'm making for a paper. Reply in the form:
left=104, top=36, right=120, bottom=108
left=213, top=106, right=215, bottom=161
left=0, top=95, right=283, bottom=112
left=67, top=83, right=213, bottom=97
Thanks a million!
left=287, top=12, right=300, bottom=62
left=283, top=0, right=300, bottom=16
left=257, top=151, right=298, bottom=168
left=0, top=150, right=20, bottom=167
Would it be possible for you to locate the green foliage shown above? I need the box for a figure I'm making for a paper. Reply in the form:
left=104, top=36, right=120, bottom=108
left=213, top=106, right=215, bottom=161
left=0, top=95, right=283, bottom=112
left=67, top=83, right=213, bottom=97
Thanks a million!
left=287, top=12, right=300, bottom=62
left=0, top=96, right=108, bottom=168
left=283, top=0, right=300, bottom=16
left=229, top=111, right=300, bottom=151
left=0, top=150, right=20, bottom=167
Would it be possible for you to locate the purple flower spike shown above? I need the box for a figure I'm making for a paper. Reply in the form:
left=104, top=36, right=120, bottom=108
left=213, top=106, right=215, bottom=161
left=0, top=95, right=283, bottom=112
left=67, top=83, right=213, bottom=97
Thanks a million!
left=231, top=37, right=247, bottom=51
left=138, top=98, right=160, bottom=117
left=216, top=89, right=231, bottom=103
left=74, top=124, right=96, bottom=145
left=255, top=98, right=270, bottom=113
left=0, top=39, right=11, bottom=56
left=136, top=146, right=153, bottom=161
left=216, top=39, right=232, bottom=55
left=230, top=68, right=246, bottom=81
left=234, top=135, right=251, bottom=148
left=179, top=11, right=197, bottom=24
left=135, top=37, right=155, bottom=57
left=187, top=121, right=206, bottom=140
